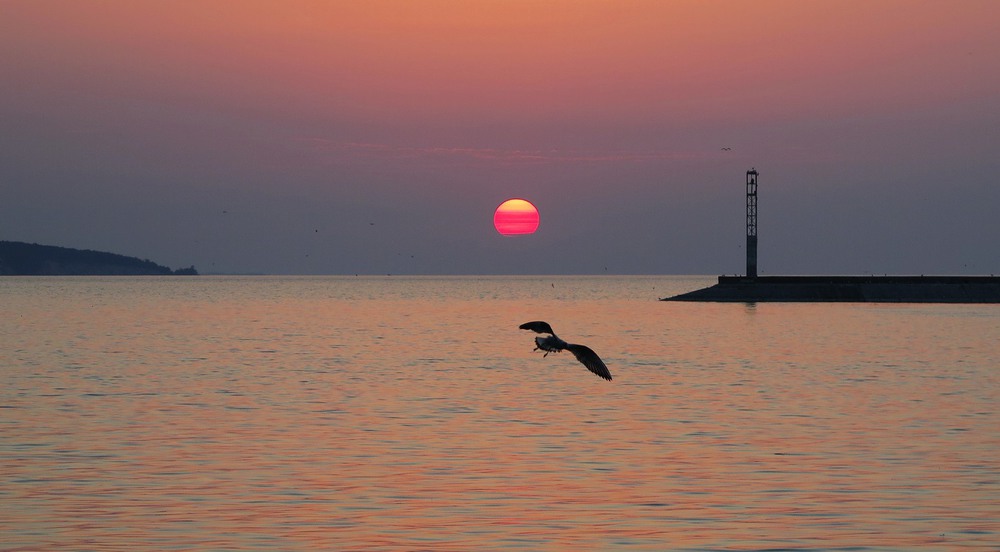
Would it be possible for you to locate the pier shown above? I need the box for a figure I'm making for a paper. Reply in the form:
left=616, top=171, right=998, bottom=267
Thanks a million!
left=662, top=170, right=1000, bottom=303
left=664, top=275, right=1000, bottom=303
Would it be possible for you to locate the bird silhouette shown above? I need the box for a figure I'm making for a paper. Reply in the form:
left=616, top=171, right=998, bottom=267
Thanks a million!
left=519, top=321, right=612, bottom=381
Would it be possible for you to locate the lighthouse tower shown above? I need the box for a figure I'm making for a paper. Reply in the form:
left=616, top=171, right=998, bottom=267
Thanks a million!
left=746, top=168, right=758, bottom=278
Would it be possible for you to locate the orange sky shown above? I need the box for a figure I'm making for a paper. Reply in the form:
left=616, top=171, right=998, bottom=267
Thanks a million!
left=8, top=1, right=996, bottom=123
left=2, top=1, right=999, bottom=274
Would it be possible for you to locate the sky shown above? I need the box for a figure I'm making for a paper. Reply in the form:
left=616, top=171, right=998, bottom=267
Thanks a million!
left=3, top=0, right=999, bottom=275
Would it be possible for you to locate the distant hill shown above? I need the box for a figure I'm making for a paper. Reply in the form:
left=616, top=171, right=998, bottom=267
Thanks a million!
left=0, top=241, right=198, bottom=276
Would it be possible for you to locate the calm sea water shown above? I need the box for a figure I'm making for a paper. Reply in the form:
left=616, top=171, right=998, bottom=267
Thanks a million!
left=2, top=275, right=998, bottom=551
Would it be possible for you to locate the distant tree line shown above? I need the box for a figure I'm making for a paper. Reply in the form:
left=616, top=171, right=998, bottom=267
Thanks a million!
left=0, top=241, right=198, bottom=276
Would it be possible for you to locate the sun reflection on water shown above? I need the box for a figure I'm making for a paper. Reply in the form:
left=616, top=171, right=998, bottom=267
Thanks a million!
left=2, top=276, right=997, bottom=550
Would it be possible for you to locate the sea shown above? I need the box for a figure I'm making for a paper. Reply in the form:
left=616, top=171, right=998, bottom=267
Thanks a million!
left=2, top=275, right=998, bottom=551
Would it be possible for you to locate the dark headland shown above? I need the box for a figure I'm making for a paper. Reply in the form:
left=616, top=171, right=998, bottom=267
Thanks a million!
left=662, top=169, right=999, bottom=303
left=0, top=241, right=198, bottom=276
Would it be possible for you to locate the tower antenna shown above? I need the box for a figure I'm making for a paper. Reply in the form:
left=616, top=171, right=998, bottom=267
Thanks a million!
left=746, top=168, right=758, bottom=278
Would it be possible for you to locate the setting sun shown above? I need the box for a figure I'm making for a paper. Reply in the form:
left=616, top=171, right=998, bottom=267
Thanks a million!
left=493, top=198, right=540, bottom=236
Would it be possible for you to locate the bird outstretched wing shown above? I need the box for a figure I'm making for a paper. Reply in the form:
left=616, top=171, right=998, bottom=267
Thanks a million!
left=519, top=321, right=554, bottom=335
left=520, top=321, right=613, bottom=381
left=565, top=344, right=613, bottom=381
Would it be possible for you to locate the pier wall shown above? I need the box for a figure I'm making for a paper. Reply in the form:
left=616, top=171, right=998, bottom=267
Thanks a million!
left=664, top=276, right=1000, bottom=303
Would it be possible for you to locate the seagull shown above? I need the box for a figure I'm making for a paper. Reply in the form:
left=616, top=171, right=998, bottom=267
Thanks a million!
left=519, top=321, right=612, bottom=381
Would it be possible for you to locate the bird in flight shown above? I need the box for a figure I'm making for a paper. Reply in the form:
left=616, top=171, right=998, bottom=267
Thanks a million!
left=519, top=321, right=612, bottom=381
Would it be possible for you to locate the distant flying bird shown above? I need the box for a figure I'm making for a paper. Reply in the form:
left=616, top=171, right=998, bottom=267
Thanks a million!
left=519, top=321, right=612, bottom=381
left=721, top=147, right=732, bottom=151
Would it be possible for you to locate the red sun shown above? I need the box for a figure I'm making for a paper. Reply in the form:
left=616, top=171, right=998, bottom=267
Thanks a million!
left=494, top=198, right=540, bottom=236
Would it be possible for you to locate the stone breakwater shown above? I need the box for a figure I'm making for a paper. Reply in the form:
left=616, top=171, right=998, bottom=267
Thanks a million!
left=663, top=275, right=1000, bottom=303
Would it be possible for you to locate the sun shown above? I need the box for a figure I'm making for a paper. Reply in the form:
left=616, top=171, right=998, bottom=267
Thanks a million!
left=494, top=198, right=540, bottom=236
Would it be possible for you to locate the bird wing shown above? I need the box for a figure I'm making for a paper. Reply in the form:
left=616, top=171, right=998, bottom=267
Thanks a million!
left=565, top=344, right=612, bottom=381
left=519, top=321, right=554, bottom=334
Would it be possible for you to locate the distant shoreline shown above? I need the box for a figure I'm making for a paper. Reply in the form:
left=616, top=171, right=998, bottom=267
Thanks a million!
left=0, top=241, right=197, bottom=276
